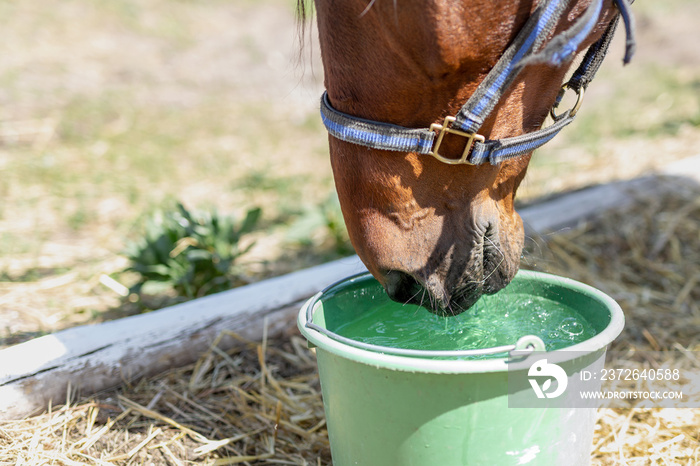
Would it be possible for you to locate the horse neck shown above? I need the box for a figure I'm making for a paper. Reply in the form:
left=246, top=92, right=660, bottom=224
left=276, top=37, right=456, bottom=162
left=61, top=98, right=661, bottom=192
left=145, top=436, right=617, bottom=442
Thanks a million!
left=313, top=0, right=535, bottom=128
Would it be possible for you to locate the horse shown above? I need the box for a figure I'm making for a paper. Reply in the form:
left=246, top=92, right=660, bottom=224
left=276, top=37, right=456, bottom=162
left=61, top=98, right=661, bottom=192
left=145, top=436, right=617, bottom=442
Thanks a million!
left=299, top=0, right=635, bottom=316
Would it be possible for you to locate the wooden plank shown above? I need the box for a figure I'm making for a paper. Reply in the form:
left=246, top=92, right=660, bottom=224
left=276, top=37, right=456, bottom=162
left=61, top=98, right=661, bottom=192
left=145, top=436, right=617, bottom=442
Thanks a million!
left=1, top=154, right=698, bottom=420
left=519, top=177, right=657, bottom=234
left=520, top=154, right=700, bottom=234
left=0, top=256, right=368, bottom=419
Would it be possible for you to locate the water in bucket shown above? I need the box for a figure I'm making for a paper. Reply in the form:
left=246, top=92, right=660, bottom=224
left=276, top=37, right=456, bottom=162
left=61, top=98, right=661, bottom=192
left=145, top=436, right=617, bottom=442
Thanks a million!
left=322, top=276, right=597, bottom=356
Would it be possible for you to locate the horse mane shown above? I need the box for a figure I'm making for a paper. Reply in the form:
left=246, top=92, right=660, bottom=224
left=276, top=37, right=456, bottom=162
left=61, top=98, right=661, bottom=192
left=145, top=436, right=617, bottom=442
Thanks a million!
left=295, top=0, right=313, bottom=63
left=294, top=0, right=397, bottom=56
left=296, top=0, right=311, bottom=24
left=295, top=0, right=314, bottom=39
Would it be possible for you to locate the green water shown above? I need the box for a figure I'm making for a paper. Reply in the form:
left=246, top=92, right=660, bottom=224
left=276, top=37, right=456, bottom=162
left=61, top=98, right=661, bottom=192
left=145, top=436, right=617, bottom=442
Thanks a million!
left=323, top=278, right=597, bottom=356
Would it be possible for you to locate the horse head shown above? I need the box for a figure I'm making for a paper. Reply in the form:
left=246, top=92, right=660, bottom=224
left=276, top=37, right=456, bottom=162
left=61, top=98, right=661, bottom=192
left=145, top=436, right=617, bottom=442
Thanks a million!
left=306, top=0, right=633, bottom=315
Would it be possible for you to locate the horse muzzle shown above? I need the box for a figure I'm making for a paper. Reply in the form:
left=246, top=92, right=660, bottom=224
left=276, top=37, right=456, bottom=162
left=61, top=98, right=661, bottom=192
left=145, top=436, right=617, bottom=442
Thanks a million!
left=372, top=218, right=523, bottom=317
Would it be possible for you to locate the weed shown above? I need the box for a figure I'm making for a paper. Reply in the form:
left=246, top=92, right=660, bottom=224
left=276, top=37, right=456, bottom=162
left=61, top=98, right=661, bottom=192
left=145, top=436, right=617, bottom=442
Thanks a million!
left=125, top=202, right=261, bottom=299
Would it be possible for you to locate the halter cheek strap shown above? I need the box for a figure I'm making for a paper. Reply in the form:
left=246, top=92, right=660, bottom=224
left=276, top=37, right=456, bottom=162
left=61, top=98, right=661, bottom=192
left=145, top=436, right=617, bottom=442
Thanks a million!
left=320, top=0, right=636, bottom=166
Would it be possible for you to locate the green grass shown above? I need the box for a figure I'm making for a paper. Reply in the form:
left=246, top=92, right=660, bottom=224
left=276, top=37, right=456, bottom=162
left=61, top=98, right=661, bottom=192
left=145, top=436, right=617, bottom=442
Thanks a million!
left=567, top=67, right=700, bottom=147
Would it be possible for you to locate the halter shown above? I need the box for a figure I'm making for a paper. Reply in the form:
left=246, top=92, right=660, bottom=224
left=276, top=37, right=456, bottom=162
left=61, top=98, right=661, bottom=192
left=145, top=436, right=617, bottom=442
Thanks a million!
left=320, top=0, right=636, bottom=166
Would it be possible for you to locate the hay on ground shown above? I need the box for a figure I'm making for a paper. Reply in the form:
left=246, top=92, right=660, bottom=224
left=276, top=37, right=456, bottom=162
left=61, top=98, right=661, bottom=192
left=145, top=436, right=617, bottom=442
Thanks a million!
left=0, top=329, right=330, bottom=465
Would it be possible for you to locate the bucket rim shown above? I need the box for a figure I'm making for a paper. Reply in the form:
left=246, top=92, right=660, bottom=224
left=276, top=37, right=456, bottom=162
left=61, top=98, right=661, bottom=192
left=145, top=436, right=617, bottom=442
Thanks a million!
left=297, top=270, right=624, bottom=374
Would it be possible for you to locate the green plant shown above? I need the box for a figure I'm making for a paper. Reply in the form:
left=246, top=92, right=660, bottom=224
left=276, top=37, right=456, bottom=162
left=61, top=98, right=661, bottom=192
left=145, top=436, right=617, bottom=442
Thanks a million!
left=125, top=203, right=261, bottom=299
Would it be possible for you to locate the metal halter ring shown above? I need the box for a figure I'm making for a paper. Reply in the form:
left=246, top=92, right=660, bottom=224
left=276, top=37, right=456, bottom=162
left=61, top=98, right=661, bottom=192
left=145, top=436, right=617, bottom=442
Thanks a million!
left=429, top=116, right=486, bottom=165
left=550, top=84, right=585, bottom=120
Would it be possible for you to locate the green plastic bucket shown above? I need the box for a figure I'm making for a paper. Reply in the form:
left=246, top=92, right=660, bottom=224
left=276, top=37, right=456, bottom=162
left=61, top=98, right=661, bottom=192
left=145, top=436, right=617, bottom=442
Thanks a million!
left=297, top=270, right=624, bottom=466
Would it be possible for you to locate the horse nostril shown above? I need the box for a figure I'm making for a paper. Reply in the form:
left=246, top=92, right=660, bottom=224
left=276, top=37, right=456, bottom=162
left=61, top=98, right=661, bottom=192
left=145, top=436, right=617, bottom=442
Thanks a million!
left=383, top=270, right=422, bottom=304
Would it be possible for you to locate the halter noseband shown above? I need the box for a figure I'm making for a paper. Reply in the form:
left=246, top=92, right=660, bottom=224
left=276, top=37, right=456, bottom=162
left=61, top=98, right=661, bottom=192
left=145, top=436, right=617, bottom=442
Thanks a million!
left=320, top=0, right=636, bottom=166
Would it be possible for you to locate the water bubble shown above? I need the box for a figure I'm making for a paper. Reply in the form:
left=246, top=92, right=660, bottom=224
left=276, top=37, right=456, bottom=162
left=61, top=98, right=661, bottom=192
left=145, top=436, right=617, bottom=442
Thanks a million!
left=368, top=321, right=386, bottom=334
left=559, top=317, right=584, bottom=336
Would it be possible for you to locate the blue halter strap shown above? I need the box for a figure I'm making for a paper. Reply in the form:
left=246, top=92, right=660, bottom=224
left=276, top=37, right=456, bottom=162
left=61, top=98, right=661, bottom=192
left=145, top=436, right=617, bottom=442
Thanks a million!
left=319, top=0, right=636, bottom=166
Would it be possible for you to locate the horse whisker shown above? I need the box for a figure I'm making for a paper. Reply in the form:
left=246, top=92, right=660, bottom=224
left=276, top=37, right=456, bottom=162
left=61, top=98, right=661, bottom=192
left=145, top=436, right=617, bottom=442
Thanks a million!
left=404, top=285, right=424, bottom=306
left=482, top=235, right=506, bottom=283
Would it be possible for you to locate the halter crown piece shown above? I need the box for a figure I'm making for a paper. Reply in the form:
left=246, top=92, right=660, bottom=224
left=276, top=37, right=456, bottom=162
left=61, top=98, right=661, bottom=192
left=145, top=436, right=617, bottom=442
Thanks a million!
left=320, top=0, right=636, bottom=165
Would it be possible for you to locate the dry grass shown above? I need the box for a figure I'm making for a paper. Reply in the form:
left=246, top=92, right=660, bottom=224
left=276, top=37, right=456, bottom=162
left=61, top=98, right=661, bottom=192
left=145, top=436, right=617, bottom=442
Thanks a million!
left=0, top=329, right=330, bottom=465
left=1, top=181, right=699, bottom=465
left=525, top=177, right=700, bottom=352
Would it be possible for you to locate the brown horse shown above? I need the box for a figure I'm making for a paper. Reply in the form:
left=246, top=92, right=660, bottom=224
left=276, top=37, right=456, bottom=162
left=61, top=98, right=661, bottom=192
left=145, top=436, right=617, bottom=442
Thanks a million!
left=301, top=0, right=633, bottom=315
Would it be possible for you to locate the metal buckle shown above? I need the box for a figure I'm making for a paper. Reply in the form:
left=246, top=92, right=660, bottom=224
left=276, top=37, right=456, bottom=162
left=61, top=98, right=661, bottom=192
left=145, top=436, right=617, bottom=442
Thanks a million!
left=550, top=84, right=585, bottom=120
left=429, top=116, right=485, bottom=165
